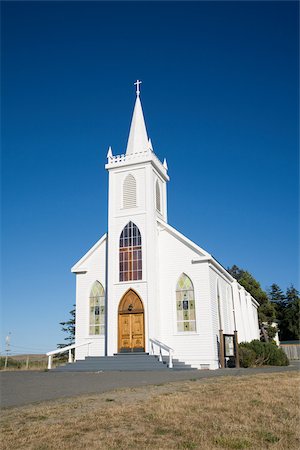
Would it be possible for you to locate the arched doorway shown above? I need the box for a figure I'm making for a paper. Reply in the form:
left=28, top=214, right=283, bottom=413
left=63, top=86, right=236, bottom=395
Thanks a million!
left=118, top=289, right=145, bottom=353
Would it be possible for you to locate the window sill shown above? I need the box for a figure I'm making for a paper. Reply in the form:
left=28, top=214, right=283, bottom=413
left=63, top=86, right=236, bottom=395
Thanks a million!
left=173, top=332, right=199, bottom=336
left=114, top=280, right=147, bottom=285
left=87, top=335, right=105, bottom=339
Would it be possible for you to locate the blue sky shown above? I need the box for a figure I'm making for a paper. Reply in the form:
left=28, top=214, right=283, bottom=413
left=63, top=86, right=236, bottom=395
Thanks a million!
left=1, top=1, right=299, bottom=354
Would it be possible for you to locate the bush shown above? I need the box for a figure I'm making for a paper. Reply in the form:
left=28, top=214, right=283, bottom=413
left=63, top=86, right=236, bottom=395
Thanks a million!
left=239, top=340, right=289, bottom=367
left=239, top=347, right=256, bottom=368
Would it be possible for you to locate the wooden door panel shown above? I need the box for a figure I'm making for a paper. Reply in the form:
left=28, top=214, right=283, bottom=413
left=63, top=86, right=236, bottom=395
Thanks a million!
left=119, top=313, right=144, bottom=352
left=131, top=314, right=144, bottom=350
left=119, top=314, right=131, bottom=351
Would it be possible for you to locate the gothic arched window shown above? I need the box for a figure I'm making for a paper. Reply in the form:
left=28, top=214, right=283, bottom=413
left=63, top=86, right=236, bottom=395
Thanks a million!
left=176, top=274, right=196, bottom=332
left=156, top=180, right=161, bottom=212
left=119, top=222, right=142, bottom=281
left=123, top=174, right=137, bottom=209
left=89, top=281, right=105, bottom=335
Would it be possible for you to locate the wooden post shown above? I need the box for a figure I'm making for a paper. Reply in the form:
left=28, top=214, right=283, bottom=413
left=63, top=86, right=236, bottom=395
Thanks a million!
left=26, top=356, right=29, bottom=370
left=234, top=330, right=240, bottom=368
left=4, top=355, right=8, bottom=370
left=219, top=329, right=225, bottom=368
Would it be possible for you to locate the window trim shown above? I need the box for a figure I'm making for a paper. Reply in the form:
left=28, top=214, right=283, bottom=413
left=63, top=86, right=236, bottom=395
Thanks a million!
left=119, top=221, right=142, bottom=282
left=89, top=281, right=105, bottom=336
left=175, top=273, right=197, bottom=333
left=155, top=179, right=161, bottom=213
left=123, top=173, right=137, bottom=209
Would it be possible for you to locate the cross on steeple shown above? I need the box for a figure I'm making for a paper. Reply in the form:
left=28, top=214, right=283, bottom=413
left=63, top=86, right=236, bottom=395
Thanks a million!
left=134, top=79, right=142, bottom=96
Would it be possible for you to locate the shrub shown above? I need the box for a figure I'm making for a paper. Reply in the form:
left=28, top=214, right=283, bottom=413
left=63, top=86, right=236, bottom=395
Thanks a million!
left=239, top=347, right=256, bottom=368
left=239, top=340, right=289, bottom=367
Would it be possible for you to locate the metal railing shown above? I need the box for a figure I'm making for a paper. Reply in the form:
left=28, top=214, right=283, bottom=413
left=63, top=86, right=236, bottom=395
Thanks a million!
left=149, top=338, right=174, bottom=369
left=46, top=342, right=92, bottom=369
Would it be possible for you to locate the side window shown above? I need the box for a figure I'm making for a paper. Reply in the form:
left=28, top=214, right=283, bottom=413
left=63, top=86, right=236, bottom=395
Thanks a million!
left=123, top=174, right=137, bottom=208
left=89, top=281, right=105, bottom=335
left=176, top=274, right=196, bottom=332
left=156, top=180, right=161, bottom=212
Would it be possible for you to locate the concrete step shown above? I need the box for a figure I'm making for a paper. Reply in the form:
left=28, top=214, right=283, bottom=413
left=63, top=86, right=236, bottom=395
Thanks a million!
left=53, top=353, right=195, bottom=372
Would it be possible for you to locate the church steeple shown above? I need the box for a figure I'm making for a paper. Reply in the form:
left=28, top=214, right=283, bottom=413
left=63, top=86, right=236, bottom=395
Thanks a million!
left=125, top=80, right=149, bottom=155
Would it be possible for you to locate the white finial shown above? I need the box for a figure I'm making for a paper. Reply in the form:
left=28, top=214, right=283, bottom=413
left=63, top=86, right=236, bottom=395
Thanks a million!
left=107, top=146, right=113, bottom=159
left=134, top=79, right=142, bottom=96
left=163, top=158, right=168, bottom=170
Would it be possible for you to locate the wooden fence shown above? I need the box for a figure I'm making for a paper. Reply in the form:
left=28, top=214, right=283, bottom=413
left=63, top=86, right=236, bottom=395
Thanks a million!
left=280, top=344, right=300, bottom=360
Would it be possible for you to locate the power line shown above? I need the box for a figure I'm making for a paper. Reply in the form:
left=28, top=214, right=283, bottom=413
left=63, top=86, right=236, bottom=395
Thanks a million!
left=9, top=344, right=49, bottom=352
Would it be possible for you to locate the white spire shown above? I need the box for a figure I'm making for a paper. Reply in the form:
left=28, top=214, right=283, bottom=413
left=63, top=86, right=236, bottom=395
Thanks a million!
left=107, top=146, right=113, bottom=159
left=126, top=81, right=149, bottom=155
left=163, top=158, right=168, bottom=170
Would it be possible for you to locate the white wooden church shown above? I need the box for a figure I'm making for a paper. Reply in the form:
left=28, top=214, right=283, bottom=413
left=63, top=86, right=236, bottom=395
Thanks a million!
left=71, top=82, right=260, bottom=370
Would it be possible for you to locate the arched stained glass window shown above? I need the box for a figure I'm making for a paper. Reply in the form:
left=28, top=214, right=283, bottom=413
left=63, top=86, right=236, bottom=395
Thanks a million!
left=123, top=174, right=137, bottom=208
left=119, top=222, right=142, bottom=281
left=89, top=281, right=105, bottom=335
left=176, top=274, right=196, bottom=332
left=156, top=180, right=161, bottom=212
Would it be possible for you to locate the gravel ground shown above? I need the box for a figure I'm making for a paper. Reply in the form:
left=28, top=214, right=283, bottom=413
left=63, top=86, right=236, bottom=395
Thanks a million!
left=1, top=361, right=299, bottom=408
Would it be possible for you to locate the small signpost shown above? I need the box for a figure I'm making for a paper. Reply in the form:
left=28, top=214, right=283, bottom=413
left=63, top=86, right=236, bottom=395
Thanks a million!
left=223, top=333, right=239, bottom=368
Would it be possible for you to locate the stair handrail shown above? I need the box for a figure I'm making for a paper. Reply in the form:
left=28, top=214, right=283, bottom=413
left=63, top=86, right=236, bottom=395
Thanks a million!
left=149, top=338, right=174, bottom=369
left=46, top=341, right=92, bottom=369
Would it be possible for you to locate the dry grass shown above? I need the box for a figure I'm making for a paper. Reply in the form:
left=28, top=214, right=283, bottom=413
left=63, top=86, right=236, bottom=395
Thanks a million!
left=0, top=355, right=65, bottom=371
left=1, top=372, right=299, bottom=449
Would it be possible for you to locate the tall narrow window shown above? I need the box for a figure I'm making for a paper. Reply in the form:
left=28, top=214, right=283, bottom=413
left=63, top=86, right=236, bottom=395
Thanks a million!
left=89, top=281, right=105, bottom=335
left=176, top=274, right=196, bottom=332
left=119, top=222, right=142, bottom=281
left=156, top=180, right=161, bottom=212
left=123, top=174, right=137, bottom=208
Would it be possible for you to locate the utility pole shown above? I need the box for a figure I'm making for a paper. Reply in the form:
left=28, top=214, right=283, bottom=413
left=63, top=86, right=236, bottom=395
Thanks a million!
left=4, top=332, right=11, bottom=370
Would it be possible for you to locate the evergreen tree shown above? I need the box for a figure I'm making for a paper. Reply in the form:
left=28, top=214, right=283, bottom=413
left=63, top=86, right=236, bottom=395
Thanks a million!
left=268, top=283, right=285, bottom=305
left=57, top=306, right=76, bottom=348
left=280, top=285, right=300, bottom=341
left=267, top=283, right=285, bottom=339
left=228, top=265, right=276, bottom=341
left=227, top=266, right=268, bottom=305
left=286, top=285, right=300, bottom=305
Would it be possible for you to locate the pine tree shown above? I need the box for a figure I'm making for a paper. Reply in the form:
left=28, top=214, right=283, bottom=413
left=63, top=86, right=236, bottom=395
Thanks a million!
left=280, top=285, right=300, bottom=341
left=227, top=266, right=268, bottom=305
left=268, top=283, right=285, bottom=305
left=57, top=306, right=76, bottom=348
left=228, top=265, right=276, bottom=341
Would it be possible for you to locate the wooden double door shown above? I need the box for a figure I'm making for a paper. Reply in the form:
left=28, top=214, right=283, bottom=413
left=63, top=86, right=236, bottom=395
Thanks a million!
left=118, top=290, right=145, bottom=353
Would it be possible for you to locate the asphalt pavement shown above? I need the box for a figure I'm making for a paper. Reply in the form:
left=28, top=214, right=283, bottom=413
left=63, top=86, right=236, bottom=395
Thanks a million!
left=1, top=361, right=299, bottom=408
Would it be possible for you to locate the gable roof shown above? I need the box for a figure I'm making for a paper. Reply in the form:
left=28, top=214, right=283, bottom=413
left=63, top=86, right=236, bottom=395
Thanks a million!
left=71, top=233, right=107, bottom=273
left=157, top=218, right=211, bottom=259
left=157, top=219, right=260, bottom=306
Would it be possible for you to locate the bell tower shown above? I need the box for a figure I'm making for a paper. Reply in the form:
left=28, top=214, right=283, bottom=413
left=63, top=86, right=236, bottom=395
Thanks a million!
left=105, top=82, right=169, bottom=355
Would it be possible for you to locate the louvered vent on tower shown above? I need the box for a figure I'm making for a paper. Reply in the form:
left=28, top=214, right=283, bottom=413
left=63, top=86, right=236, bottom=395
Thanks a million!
left=156, top=180, right=161, bottom=212
left=123, top=174, right=137, bottom=208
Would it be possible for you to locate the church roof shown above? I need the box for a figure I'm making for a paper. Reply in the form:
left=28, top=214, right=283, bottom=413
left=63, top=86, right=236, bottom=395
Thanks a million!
left=157, top=218, right=211, bottom=259
left=125, top=88, right=149, bottom=155
left=71, top=233, right=107, bottom=273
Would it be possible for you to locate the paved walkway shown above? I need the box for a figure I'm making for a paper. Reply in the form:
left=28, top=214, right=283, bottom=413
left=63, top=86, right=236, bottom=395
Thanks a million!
left=1, top=361, right=299, bottom=408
